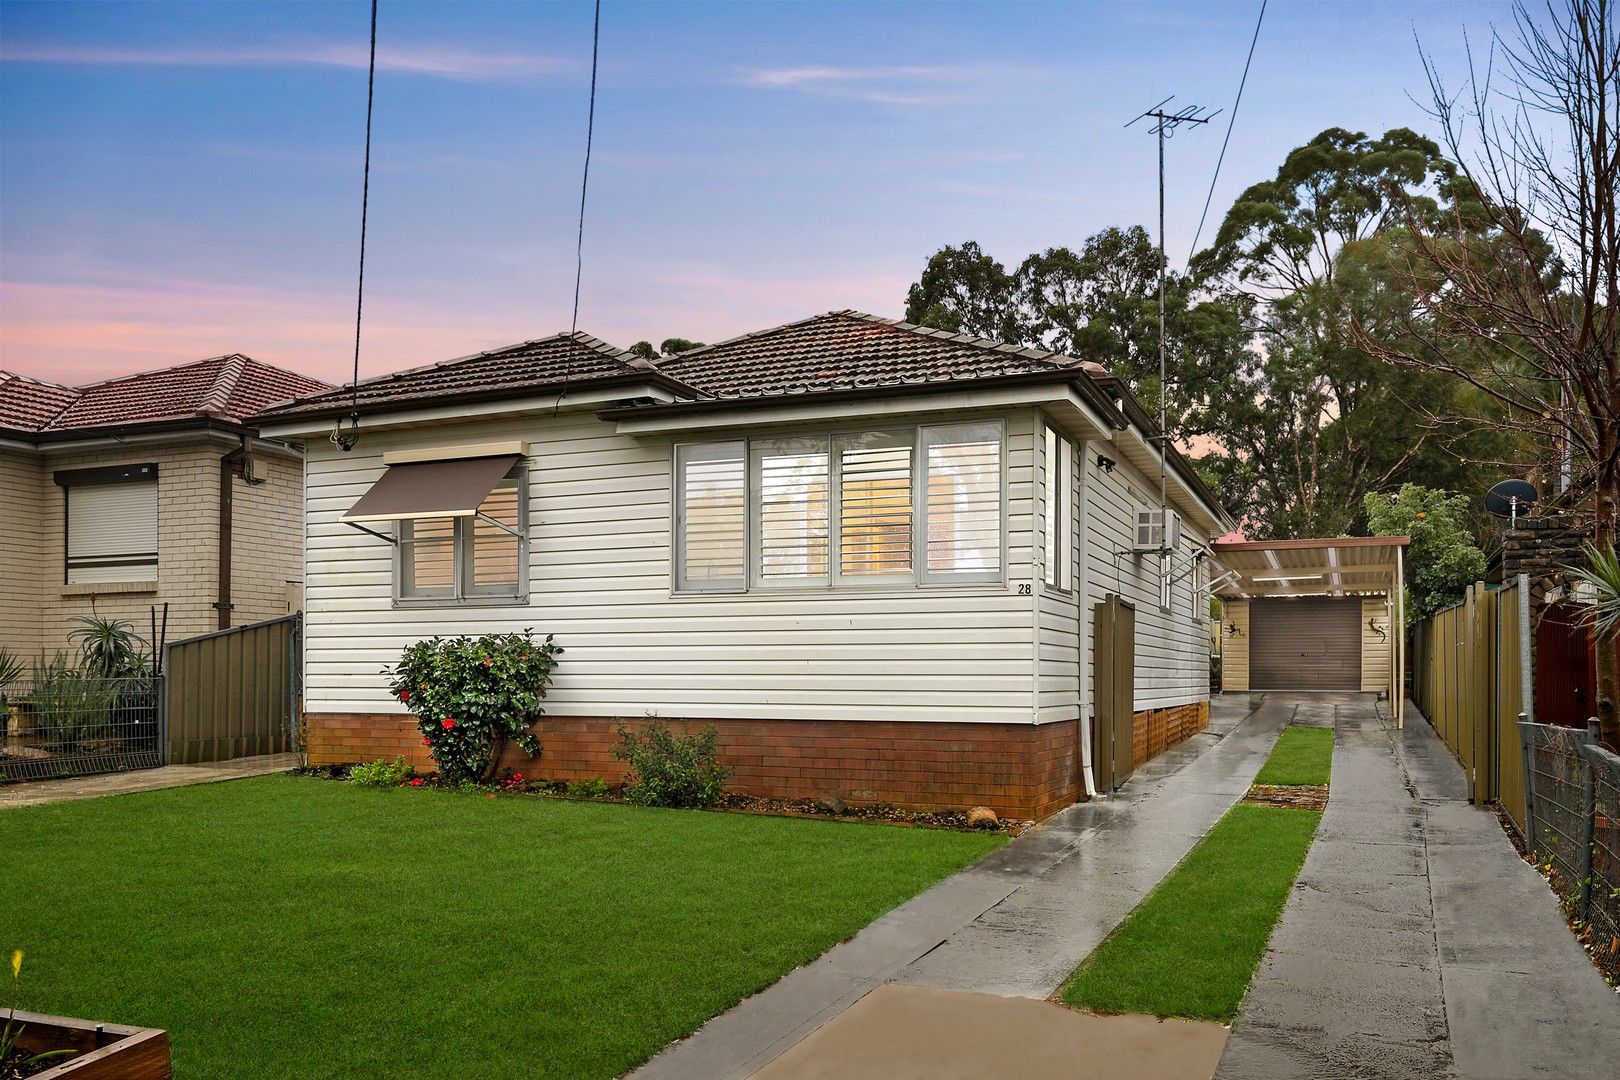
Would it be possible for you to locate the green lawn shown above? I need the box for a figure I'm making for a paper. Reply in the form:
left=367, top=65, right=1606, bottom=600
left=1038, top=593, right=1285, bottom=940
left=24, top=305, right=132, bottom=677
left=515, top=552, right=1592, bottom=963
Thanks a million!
left=0, top=776, right=1002, bottom=1079
left=1061, top=725, right=1332, bottom=1022
left=1252, top=724, right=1334, bottom=786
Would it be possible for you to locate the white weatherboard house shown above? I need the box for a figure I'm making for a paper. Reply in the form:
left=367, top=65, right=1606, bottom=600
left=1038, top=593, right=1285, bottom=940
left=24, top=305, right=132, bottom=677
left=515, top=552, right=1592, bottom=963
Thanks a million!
left=254, top=312, right=1231, bottom=819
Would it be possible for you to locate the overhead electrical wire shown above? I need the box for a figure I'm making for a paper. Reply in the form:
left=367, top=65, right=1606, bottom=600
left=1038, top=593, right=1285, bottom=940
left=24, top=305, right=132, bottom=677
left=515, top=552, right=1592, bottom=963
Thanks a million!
left=334, top=0, right=379, bottom=453
left=571, top=0, right=602, bottom=336
left=1186, top=0, right=1266, bottom=267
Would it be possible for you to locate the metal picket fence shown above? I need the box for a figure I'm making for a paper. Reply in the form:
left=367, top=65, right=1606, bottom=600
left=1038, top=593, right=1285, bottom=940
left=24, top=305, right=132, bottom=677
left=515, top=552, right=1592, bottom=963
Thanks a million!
left=0, top=673, right=164, bottom=781
left=1520, top=720, right=1620, bottom=984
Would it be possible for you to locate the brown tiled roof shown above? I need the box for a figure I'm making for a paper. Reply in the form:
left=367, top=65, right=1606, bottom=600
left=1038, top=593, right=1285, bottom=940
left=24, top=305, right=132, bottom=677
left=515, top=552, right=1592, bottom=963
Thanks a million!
left=0, top=372, right=80, bottom=433
left=659, top=310, right=1087, bottom=398
left=253, top=332, right=682, bottom=421
left=0, top=355, right=330, bottom=437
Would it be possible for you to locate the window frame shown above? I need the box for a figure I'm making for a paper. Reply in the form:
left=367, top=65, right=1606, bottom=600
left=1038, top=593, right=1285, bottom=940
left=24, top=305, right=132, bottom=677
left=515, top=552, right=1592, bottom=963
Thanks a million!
left=392, top=464, right=529, bottom=606
left=55, top=463, right=160, bottom=586
left=671, top=420, right=1006, bottom=595
left=1042, top=424, right=1075, bottom=594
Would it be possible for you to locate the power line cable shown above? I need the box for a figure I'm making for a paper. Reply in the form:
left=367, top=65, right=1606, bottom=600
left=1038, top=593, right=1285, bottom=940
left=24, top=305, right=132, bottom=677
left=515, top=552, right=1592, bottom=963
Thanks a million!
left=1186, top=0, right=1266, bottom=267
left=571, top=0, right=601, bottom=335
left=334, top=0, right=379, bottom=452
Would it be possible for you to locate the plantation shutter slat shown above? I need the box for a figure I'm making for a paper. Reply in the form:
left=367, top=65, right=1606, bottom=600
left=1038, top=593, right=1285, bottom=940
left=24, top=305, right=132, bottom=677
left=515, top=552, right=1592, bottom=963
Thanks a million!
left=676, top=442, right=747, bottom=592
left=67, top=480, right=158, bottom=583
left=753, top=438, right=830, bottom=586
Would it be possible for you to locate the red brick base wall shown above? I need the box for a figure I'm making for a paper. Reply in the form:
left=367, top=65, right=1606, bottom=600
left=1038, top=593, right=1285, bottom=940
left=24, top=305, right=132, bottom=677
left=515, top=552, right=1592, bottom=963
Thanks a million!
left=304, top=713, right=1088, bottom=821
left=304, top=699, right=1211, bottom=821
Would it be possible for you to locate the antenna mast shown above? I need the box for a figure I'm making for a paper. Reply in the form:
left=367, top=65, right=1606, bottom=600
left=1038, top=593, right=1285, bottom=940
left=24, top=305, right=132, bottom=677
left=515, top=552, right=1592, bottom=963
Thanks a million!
left=1124, top=98, right=1218, bottom=533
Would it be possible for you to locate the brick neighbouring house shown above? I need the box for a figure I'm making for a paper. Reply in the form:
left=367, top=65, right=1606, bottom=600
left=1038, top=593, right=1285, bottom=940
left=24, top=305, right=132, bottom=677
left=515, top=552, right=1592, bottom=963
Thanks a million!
left=253, top=312, right=1230, bottom=820
left=0, top=356, right=329, bottom=660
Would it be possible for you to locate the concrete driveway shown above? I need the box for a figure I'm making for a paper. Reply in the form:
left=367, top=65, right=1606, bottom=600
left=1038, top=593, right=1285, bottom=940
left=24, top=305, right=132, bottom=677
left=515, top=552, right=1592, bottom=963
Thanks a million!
left=632, top=692, right=1618, bottom=1079
left=1218, top=696, right=1620, bottom=1080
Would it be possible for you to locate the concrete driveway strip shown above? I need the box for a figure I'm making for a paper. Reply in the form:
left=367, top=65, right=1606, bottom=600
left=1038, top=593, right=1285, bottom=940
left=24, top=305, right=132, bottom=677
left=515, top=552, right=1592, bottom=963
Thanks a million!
left=1217, top=700, right=1620, bottom=1080
left=631, top=692, right=1303, bottom=1080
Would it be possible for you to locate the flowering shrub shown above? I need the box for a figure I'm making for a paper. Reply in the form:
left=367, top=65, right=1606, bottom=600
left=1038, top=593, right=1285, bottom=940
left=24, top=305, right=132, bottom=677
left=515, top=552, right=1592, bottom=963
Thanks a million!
left=385, top=630, right=563, bottom=785
left=613, top=720, right=731, bottom=808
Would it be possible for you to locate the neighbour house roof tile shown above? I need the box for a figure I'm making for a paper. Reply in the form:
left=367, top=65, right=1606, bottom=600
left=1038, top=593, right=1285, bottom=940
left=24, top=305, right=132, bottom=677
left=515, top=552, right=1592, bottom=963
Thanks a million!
left=252, top=332, right=668, bottom=421
left=657, top=310, right=1087, bottom=399
left=0, top=356, right=330, bottom=437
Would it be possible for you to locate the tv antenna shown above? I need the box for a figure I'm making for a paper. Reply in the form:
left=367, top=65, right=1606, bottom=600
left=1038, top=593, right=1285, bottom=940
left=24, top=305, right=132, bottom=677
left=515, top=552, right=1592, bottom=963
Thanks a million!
left=1125, top=97, right=1219, bottom=527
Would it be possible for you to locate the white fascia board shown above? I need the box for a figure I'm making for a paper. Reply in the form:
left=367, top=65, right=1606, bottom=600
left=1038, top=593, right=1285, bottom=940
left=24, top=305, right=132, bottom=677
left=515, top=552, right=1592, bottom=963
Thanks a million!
left=31, top=428, right=244, bottom=454
left=1111, top=426, right=1226, bottom=533
left=612, top=384, right=1113, bottom=440
left=256, top=382, right=678, bottom=442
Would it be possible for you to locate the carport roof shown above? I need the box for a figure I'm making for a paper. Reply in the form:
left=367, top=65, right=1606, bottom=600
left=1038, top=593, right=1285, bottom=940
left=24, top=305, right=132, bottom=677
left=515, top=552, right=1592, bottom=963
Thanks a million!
left=1211, top=536, right=1410, bottom=599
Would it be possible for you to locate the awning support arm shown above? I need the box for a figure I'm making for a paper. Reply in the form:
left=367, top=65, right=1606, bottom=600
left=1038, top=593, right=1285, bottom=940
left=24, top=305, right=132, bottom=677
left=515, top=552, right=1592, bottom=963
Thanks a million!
left=475, top=512, right=521, bottom=538
left=343, top=521, right=398, bottom=545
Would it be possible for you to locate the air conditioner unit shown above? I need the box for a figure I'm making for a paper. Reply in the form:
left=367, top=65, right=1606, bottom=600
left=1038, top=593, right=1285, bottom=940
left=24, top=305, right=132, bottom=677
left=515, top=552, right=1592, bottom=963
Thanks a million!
left=1133, top=509, right=1181, bottom=553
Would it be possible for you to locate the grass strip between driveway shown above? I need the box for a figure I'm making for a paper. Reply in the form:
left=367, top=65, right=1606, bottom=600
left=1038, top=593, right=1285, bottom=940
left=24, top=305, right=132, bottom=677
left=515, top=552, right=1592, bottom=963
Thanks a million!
left=1252, top=724, right=1334, bottom=786
left=1061, top=724, right=1332, bottom=1022
left=0, top=775, right=1003, bottom=1079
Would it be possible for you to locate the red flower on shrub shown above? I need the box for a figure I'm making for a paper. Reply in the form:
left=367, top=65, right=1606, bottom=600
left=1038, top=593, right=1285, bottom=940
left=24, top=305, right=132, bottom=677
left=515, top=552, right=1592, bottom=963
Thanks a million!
left=442, top=718, right=457, bottom=730
left=421, top=737, right=431, bottom=748
left=409, top=778, right=424, bottom=787
left=399, top=689, right=411, bottom=702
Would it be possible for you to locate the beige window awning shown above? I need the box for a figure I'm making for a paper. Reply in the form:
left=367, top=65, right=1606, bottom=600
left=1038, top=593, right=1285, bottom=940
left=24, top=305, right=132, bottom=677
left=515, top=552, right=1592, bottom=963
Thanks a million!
left=341, top=454, right=521, bottom=524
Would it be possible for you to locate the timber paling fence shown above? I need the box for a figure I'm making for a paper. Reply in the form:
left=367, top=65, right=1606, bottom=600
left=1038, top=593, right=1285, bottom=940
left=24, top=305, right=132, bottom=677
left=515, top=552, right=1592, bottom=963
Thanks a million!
left=1416, top=573, right=1619, bottom=982
left=1415, top=576, right=1532, bottom=830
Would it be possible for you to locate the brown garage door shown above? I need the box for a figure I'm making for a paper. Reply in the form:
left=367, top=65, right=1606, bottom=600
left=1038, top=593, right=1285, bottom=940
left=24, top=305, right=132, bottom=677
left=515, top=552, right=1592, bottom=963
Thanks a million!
left=1249, top=597, right=1361, bottom=690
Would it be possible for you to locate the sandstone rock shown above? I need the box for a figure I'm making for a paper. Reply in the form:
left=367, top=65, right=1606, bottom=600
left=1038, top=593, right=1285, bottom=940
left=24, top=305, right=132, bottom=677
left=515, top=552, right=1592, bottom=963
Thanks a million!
left=966, top=805, right=999, bottom=829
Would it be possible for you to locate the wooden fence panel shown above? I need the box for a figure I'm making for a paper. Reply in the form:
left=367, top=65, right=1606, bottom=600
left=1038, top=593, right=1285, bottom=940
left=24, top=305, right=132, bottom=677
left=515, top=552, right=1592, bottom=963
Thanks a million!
left=1497, top=579, right=1529, bottom=834
left=163, top=615, right=298, bottom=764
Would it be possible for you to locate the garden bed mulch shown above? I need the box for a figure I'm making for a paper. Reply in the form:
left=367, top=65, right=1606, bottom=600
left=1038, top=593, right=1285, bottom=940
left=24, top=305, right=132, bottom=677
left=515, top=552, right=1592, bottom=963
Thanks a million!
left=292, top=766, right=1031, bottom=834
left=1243, top=784, right=1329, bottom=811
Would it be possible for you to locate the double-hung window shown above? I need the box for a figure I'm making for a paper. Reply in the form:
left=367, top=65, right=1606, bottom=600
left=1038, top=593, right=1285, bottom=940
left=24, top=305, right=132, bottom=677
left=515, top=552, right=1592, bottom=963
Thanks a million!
left=674, top=421, right=1002, bottom=592
left=1042, top=426, right=1074, bottom=591
left=57, top=464, right=160, bottom=584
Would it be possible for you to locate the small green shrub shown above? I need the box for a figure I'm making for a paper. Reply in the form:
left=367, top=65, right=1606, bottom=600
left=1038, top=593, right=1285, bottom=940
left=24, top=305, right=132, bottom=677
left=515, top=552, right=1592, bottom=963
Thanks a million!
left=567, top=776, right=610, bottom=799
left=349, top=757, right=411, bottom=788
left=28, top=655, right=118, bottom=751
left=612, top=720, right=731, bottom=808
left=384, top=629, right=563, bottom=785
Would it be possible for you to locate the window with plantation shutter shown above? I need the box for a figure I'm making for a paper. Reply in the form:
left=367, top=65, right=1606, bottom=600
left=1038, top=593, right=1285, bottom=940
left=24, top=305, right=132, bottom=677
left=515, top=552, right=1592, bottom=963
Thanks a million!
left=752, top=438, right=830, bottom=586
left=1043, top=425, right=1074, bottom=591
left=671, top=422, right=1004, bottom=593
left=65, top=479, right=158, bottom=583
left=836, top=432, right=912, bottom=582
left=921, top=422, right=1003, bottom=583
left=675, top=442, right=746, bottom=592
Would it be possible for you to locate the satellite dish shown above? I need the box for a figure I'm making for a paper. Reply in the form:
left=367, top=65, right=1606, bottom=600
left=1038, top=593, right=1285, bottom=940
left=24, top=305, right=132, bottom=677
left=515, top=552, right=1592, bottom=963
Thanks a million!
left=1485, top=478, right=1538, bottom=524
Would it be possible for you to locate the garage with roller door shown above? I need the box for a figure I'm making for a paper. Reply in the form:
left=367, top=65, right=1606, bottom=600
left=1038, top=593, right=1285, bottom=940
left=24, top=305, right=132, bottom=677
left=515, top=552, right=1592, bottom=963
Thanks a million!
left=1210, top=536, right=1410, bottom=716
left=1247, top=597, right=1362, bottom=690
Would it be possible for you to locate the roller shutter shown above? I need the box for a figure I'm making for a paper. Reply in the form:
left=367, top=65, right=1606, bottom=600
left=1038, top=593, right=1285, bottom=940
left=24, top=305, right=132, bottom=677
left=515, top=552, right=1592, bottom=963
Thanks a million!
left=1249, top=597, right=1361, bottom=690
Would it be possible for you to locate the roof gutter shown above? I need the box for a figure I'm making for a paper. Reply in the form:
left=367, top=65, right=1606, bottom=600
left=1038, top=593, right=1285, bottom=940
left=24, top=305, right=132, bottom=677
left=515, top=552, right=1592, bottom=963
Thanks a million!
left=248, top=370, right=701, bottom=429
left=597, top=366, right=1129, bottom=429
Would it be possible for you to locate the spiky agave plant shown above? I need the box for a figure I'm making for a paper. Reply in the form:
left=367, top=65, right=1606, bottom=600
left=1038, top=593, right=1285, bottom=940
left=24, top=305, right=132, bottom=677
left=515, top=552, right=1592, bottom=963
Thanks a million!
left=1567, top=542, right=1620, bottom=642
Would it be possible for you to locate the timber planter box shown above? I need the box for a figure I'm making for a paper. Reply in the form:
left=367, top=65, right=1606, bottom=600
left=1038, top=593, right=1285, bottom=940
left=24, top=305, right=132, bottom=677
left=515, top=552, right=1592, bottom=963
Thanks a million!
left=4, top=1010, right=170, bottom=1079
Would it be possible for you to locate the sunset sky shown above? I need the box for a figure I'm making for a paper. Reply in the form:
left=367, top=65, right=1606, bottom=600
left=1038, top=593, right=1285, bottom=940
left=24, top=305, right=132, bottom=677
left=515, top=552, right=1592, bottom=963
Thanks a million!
left=1, top=0, right=1510, bottom=387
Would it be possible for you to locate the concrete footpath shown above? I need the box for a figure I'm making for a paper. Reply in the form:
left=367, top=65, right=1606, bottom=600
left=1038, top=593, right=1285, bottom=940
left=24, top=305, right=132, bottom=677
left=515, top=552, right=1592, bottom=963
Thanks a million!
left=1217, top=701, right=1620, bottom=1080
left=632, top=693, right=1299, bottom=1080
left=0, top=752, right=297, bottom=808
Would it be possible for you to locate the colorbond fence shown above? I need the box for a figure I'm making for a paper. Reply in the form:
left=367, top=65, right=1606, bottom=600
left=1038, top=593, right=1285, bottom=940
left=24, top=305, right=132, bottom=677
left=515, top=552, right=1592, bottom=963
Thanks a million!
left=161, top=614, right=300, bottom=764
left=1415, top=575, right=1533, bottom=834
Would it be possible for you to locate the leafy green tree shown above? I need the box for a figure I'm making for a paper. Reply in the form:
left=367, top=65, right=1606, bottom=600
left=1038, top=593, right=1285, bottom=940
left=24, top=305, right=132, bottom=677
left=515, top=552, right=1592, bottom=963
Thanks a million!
left=627, top=341, right=657, bottom=361
left=658, top=338, right=704, bottom=356
left=1364, top=484, right=1486, bottom=624
left=904, top=241, right=1021, bottom=341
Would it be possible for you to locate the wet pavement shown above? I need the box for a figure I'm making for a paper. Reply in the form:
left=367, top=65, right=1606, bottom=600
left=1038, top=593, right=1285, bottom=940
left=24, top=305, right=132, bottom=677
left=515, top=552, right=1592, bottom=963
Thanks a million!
left=632, top=693, right=1294, bottom=1080
left=0, top=752, right=297, bottom=808
left=1217, top=699, right=1620, bottom=1080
